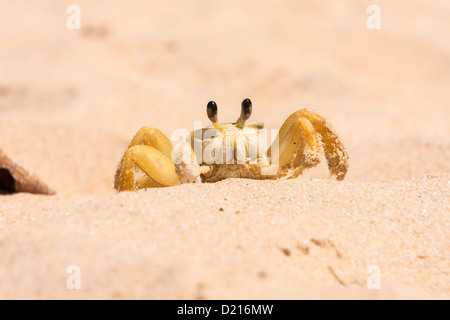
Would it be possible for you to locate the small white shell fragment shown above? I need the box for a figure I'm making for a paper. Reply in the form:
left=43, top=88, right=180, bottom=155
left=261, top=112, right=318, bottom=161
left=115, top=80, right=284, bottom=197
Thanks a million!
left=0, top=148, right=55, bottom=195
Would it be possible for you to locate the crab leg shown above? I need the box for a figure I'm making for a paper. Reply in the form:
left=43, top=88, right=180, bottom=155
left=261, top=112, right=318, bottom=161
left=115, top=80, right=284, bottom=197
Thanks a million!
left=297, top=109, right=348, bottom=180
left=269, top=109, right=348, bottom=180
left=114, top=127, right=180, bottom=191
left=268, top=115, right=321, bottom=176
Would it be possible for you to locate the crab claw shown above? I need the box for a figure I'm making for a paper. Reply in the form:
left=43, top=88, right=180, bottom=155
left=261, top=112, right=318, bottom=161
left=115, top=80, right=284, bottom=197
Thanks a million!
left=173, top=142, right=203, bottom=184
left=114, top=127, right=180, bottom=191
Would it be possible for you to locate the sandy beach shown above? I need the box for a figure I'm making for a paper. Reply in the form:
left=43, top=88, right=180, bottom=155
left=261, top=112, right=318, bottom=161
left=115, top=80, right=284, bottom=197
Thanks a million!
left=0, top=0, right=449, bottom=299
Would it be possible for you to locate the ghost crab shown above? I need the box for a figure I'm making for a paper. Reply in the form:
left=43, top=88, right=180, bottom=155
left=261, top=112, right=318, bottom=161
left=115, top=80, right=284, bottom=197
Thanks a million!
left=114, top=99, right=348, bottom=191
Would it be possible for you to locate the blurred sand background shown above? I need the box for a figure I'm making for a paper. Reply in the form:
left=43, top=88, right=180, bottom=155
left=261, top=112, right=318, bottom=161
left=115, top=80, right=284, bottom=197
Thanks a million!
left=0, top=0, right=449, bottom=299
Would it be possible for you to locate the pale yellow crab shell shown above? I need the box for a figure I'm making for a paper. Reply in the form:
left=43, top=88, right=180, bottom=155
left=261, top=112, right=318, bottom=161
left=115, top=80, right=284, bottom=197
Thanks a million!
left=189, top=122, right=265, bottom=165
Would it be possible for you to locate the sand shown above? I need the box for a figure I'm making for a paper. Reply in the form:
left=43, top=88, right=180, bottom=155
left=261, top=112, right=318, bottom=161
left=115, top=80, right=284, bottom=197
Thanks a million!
left=0, top=0, right=449, bottom=299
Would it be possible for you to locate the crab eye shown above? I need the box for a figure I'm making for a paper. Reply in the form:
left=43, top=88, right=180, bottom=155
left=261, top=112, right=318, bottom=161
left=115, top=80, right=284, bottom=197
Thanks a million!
left=241, top=98, right=252, bottom=120
left=207, top=101, right=218, bottom=123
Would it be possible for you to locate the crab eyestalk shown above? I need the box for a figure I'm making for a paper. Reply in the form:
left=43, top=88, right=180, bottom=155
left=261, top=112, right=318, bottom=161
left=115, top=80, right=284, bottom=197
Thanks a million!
left=207, top=101, right=224, bottom=131
left=236, top=98, right=252, bottom=129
